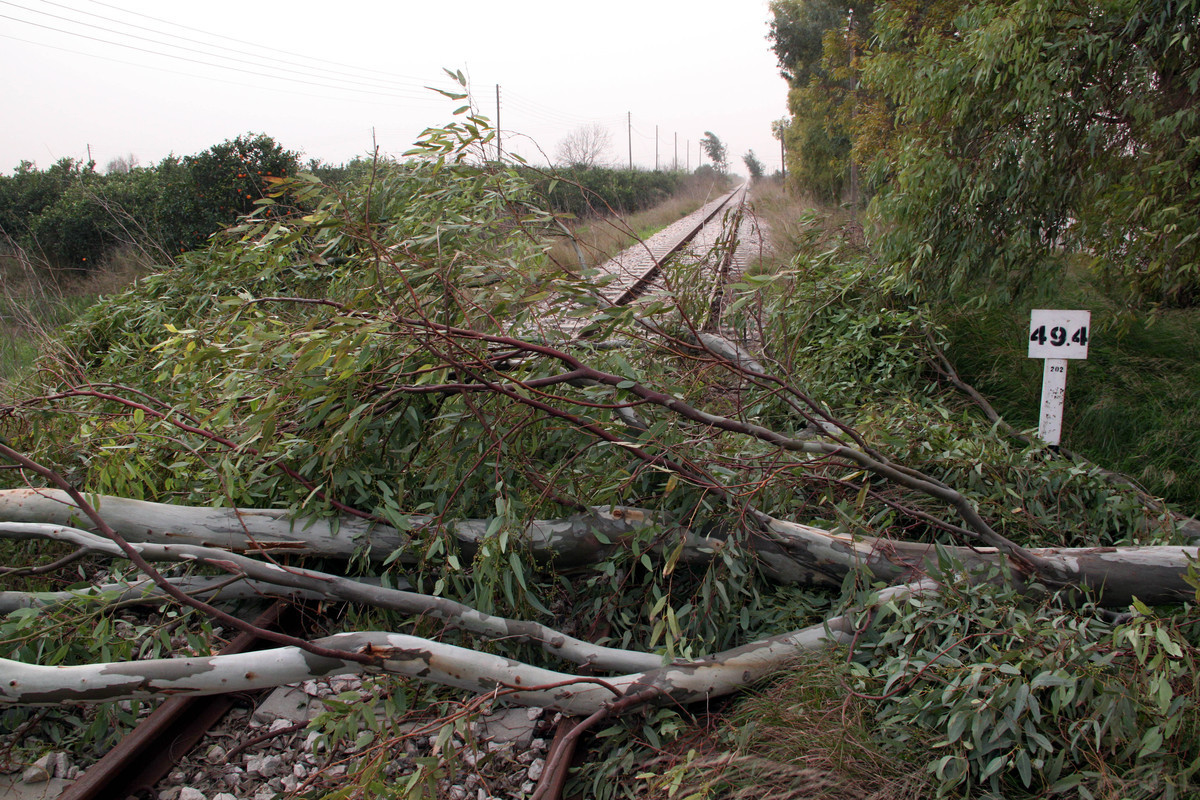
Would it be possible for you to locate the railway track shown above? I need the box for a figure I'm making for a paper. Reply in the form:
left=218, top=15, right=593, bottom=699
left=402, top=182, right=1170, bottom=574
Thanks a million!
left=588, top=181, right=772, bottom=363
left=545, top=180, right=768, bottom=346
left=595, top=182, right=755, bottom=309
left=56, top=601, right=308, bottom=800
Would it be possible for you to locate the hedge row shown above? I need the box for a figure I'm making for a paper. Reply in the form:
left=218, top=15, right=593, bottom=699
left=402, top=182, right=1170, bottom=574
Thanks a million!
left=0, top=134, right=299, bottom=272
left=528, top=166, right=702, bottom=219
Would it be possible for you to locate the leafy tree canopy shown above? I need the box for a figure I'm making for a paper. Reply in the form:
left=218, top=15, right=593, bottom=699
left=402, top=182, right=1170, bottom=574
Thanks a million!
left=769, top=1, right=875, bottom=203
left=770, top=0, right=1200, bottom=307
left=0, top=134, right=300, bottom=272
left=699, top=131, right=729, bottom=173
left=743, top=150, right=766, bottom=180
left=868, top=0, right=1200, bottom=306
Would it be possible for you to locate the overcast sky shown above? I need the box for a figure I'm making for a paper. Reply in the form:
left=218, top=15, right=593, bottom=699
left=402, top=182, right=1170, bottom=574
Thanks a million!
left=0, top=0, right=791, bottom=176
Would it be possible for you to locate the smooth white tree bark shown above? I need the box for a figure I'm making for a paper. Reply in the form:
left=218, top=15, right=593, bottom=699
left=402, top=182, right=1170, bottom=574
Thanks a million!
left=0, top=584, right=923, bottom=712
left=0, top=521, right=663, bottom=673
left=2, top=489, right=1194, bottom=605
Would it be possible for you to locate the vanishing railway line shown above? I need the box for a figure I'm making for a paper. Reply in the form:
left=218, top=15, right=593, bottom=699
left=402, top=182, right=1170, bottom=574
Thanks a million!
left=545, top=180, right=769, bottom=346
left=594, top=181, right=760, bottom=309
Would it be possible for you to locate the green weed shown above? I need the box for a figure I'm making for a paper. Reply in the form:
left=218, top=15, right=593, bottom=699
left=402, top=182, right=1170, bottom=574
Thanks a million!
left=940, top=262, right=1200, bottom=511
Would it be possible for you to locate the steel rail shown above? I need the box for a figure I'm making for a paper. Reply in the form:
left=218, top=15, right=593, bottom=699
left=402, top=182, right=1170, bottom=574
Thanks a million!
left=59, top=600, right=307, bottom=800
left=607, top=183, right=747, bottom=307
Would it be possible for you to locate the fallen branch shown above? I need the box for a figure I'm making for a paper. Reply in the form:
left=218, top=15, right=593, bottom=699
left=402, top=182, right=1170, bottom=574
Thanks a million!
left=0, top=583, right=924, bottom=712
left=0, top=521, right=663, bottom=673
left=0, top=575, right=332, bottom=614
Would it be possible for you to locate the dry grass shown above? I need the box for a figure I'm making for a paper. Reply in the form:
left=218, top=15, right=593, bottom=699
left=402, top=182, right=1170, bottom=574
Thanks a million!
left=637, top=657, right=933, bottom=800
left=0, top=243, right=154, bottom=388
left=546, top=175, right=732, bottom=270
left=746, top=179, right=864, bottom=269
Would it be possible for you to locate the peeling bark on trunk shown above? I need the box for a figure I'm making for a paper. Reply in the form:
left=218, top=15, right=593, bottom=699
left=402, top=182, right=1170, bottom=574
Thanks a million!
left=0, top=576, right=335, bottom=614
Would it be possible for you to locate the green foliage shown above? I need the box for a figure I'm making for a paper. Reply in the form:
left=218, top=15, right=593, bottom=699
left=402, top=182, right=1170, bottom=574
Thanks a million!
left=0, top=336, right=38, bottom=385
left=0, top=133, right=301, bottom=274
left=305, top=156, right=381, bottom=187
left=742, top=150, right=765, bottom=180
left=0, top=572, right=213, bottom=754
left=678, top=652, right=933, bottom=799
left=699, top=132, right=729, bottom=173
left=940, top=267, right=1200, bottom=509
left=852, top=561, right=1200, bottom=798
left=722, top=213, right=1179, bottom=549
left=0, top=158, right=93, bottom=241
left=8, top=113, right=774, bottom=660
left=867, top=0, right=1200, bottom=306
left=735, top=213, right=933, bottom=408
left=155, top=133, right=301, bottom=255
left=4, top=96, right=1196, bottom=800
left=25, top=168, right=161, bottom=271
left=0, top=250, right=129, bottom=389
left=688, top=563, right=1200, bottom=800
left=568, top=707, right=692, bottom=800
left=768, top=0, right=855, bottom=85
left=769, top=0, right=874, bottom=203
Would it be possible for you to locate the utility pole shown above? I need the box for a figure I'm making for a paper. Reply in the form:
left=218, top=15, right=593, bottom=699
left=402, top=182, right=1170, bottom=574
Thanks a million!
left=495, top=84, right=502, bottom=161
left=673, top=133, right=677, bottom=171
left=627, top=112, right=632, bottom=170
left=780, top=136, right=786, bottom=179
left=655, top=125, right=659, bottom=171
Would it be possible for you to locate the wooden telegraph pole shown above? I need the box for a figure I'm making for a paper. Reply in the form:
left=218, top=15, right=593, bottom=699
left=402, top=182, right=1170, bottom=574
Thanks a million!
left=627, top=112, right=632, bottom=170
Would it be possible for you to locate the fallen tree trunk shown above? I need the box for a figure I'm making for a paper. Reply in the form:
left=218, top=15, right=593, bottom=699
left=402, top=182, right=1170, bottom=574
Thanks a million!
left=2, top=489, right=1195, bottom=606
left=0, top=582, right=922, bottom=712
left=0, top=521, right=664, bottom=673
left=0, top=575, right=335, bottom=614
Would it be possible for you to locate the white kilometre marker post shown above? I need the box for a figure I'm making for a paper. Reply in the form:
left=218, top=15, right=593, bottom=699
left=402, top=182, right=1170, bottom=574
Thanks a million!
left=1028, top=309, right=1091, bottom=446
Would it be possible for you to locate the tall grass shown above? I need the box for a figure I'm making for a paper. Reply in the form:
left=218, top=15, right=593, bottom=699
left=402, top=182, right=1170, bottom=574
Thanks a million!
left=941, top=271, right=1200, bottom=511
left=635, top=653, right=933, bottom=800
left=0, top=244, right=152, bottom=390
left=744, top=179, right=860, bottom=256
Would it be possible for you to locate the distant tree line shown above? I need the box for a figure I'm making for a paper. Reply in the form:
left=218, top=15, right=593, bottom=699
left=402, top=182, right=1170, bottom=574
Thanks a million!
left=529, top=166, right=693, bottom=219
left=0, top=133, right=724, bottom=274
left=0, top=134, right=302, bottom=274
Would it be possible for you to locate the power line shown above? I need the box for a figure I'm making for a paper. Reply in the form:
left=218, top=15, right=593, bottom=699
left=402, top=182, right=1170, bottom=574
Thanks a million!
left=501, top=107, right=621, bottom=138
left=502, top=91, right=616, bottom=128
left=0, top=6, right=434, bottom=101
left=0, top=31, right=443, bottom=112
left=5, top=1, right=710, bottom=171
left=498, top=104, right=587, bottom=131
left=34, top=0, right=433, bottom=94
left=83, top=0, right=434, bottom=86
